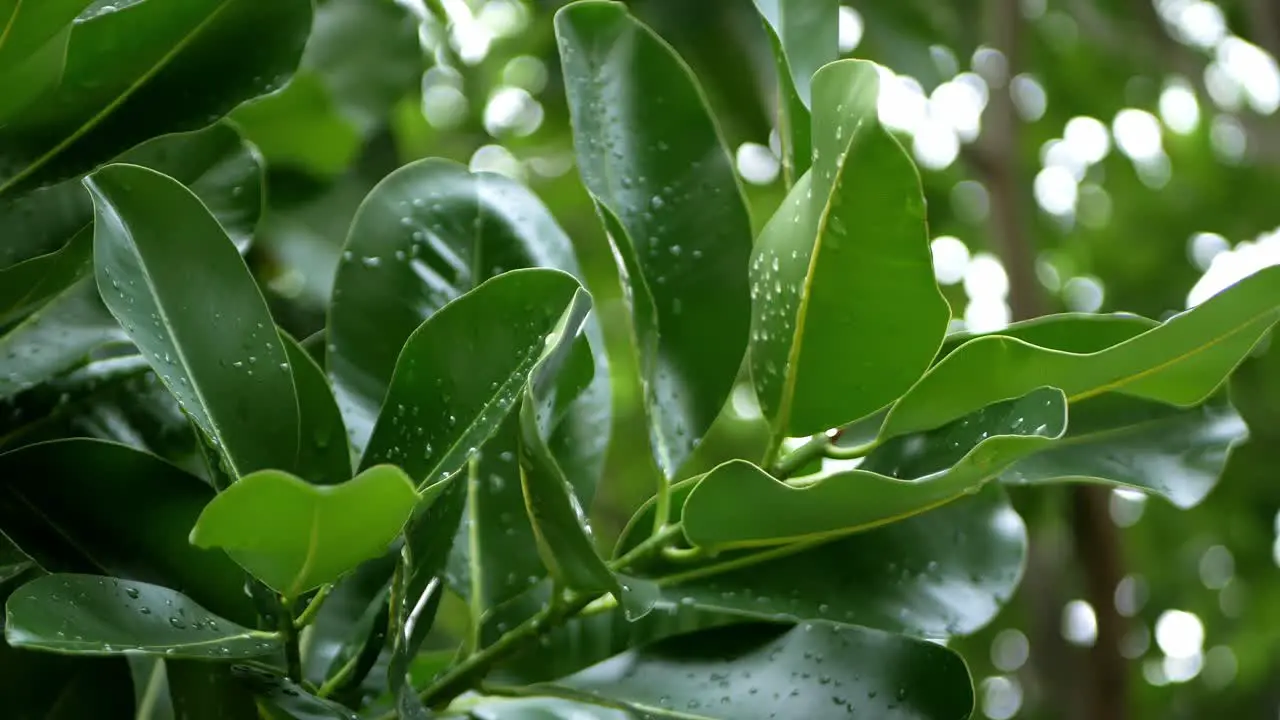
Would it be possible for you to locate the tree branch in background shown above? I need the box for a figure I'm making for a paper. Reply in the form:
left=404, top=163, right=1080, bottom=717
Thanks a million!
left=973, top=1, right=1128, bottom=718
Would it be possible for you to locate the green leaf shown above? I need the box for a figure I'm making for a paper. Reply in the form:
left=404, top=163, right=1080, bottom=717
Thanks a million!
left=0, top=121, right=266, bottom=329
left=0, top=279, right=126, bottom=400
left=0, top=1, right=92, bottom=76
left=751, top=0, right=838, bottom=184
left=0, top=564, right=136, bottom=719
left=682, top=387, right=1067, bottom=550
left=556, top=0, right=753, bottom=478
left=0, top=0, right=311, bottom=198
left=189, top=465, right=418, bottom=600
left=0, top=439, right=253, bottom=623
left=281, top=331, right=352, bottom=486
left=518, top=290, right=623, bottom=600
left=302, top=554, right=394, bottom=694
left=325, top=158, right=611, bottom=620
left=543, top=622, right=973, bottom=719
left=654, top=483, right=1023, bottom=637
left=5, top=574, right=281, bottom=659
left=328, top=159, right=586, bottom=454
left=0, top=3, right=90, bottom=123
left=87, top=162, right=299, bottom=480
left=359, top=268, right=584, bottom=487
left=751, top=60, right=948, bottom=441
left=882, top=265, right=1280, bottom=439
left=1002, top=394, right=1246, bottom=508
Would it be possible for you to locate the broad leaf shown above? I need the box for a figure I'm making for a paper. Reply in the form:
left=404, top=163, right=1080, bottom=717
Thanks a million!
left=556, top=0, right=753, bottom=478
left=0, top=564, right=135, bottom=719
left=0, top=2, right=92, bottom=123
left=1, top=121, right=264, bottom=316
left=1002, top=394, right=1246, bottom=508
left=496, top=485, right=1023, bottom=684
left=189, top=466, right=418, bottom=599
left=542, top=622, right=973, bottom=719
left=751, top=60, right=948, bottom=441
left=328, top=159, right=584, bottom=454
left=0, top=0, right=311, bottom=197
left=883, top=265, right=1280, bottom=438
left=0, top=439, right=252, bottom=623
left=359, top=268, right=584, bottom=486
left=655, top=483, right=1023, bottom=637
left=88, top=163, right=299, bottom=480
left=281, top=331, right=352, bottom=485
left=5, top=574, right=280, bottom=659
left=518, top=289, right=651, bottom=616
left=683, top=387, right=1067, bottom=549
left=0, top=123, right=266, bottom=403
left=0, top=280, right=125, bottom=400
left=751, top=0, right=838, bottom=183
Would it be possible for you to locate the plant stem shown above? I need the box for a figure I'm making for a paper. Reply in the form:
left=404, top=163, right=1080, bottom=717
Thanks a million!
left=293, top=585, right=332, bottom=629
left=414, top=591, right=596, bottom=711
left=316, top=652, right=360, bottom=699
left=280, top=597, right=303, bottom=683
left=367, top=525, right=688, bottom=719
left=771, top=435, right=879, bottom=478
left=610, top=522, right=683, bottom=572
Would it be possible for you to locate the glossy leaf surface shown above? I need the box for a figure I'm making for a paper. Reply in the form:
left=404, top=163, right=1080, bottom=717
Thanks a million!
left=517, top=290, right=640, bottom=610
left=281, top=331, right=351, bottom=485
left=329, top=159, right=584, bottom=453
left=6, top=571, right=277, bottom=655
left=88, top=163, right=299, bottom=479
left=751, top=0, right=837, bottom=182
left=0, top=565, right=135, bottom=720
left=0, top=0, right=311, bottom=197
left=750, top=60, right=948, bottom=439
left=5, top=574, right=280, bottom=658
left=556, top=0, right=753, bottom=477
left=359, top=269, right=583, bottom=486
left=659, top=483, right=1024, bottom=637
left=549, top=622, right=973, bottom=719
left=0, top=439, right=252, bottom=623
left=1002, top=394, right=1246, bottom=508
left=883, top=265, right=1280, bottom=438
left=683, top=387, right=1067, bottom=549
left=189, top=466, right=417, bottom=599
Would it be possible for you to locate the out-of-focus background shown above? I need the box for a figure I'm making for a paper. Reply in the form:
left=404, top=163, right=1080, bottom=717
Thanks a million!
left=239, top=1, right=1280, bottom=717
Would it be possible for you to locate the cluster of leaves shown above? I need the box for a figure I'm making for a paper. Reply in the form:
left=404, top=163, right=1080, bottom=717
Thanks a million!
left=0, top=1, right=1273, bottom=718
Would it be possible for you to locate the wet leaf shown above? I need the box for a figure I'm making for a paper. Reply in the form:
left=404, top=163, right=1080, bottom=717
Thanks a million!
left=556, top=0, right=753, bottom=478
left=88, top=163, right=298, bottom=480
left=683, top=387, right=1066, bottom=549
left=5, top=574, right=281, bottom=659
left=750, top=60, right=948, bottom=441
left=189, top=466, right=417, bottom=599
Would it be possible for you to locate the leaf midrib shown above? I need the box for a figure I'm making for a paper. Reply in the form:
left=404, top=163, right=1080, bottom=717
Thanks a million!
left=0, top=0, right=23, bottom=55
left=0, top=0, right=234, bottom=195
left=109, top=199, right=237, bottom=478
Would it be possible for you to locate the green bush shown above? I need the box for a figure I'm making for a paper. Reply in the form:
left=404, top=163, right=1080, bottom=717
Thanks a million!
left=0, top=1, right=1269, bottom=718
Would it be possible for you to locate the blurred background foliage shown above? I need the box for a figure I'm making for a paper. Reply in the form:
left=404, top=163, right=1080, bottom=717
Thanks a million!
left=235, top=0, right=1280, bottom=717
